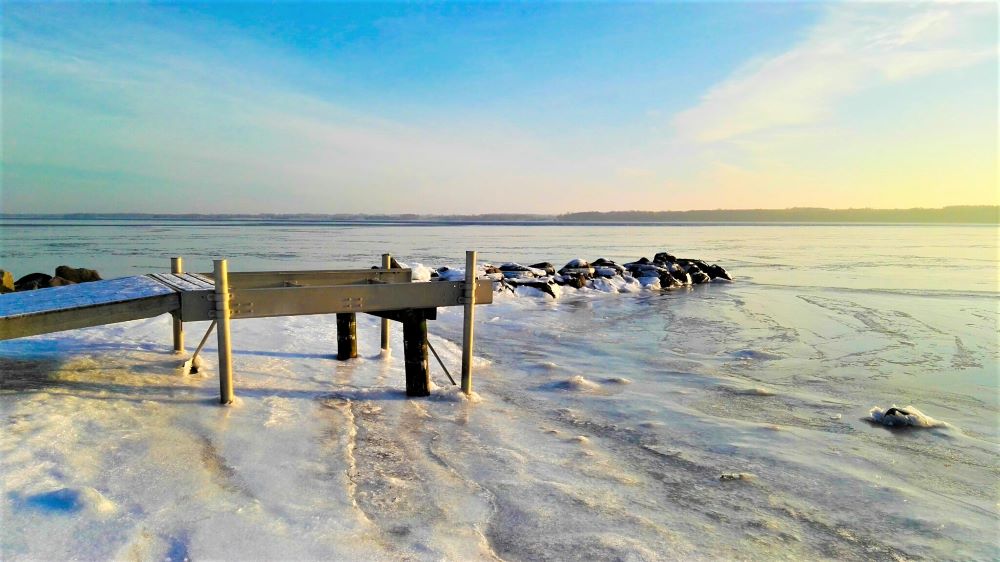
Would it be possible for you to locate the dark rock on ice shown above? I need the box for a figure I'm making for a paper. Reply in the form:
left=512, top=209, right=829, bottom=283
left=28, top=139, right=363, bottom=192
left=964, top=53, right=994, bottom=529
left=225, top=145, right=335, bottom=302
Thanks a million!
left=54, top=265, right=102, bottom=283
left=625, top=263, right=662, bottom=278
left=503, top=278, right=558, bottom=298
left=674, top=257, right=698, bottom=267
left=494, top=280, right=516, bottom=295
left=499, top=263, right=543, bottom=279
left=558, top=259, right=595, bottom=277
left=553, top=275, right=587, bottom=289
left=529, top=262, right=556, bottom=276
left=705, top=264, right=732, bottom=281
left=591, top=258, right=624, bottom=277
left=15, top=273, right=52, bottom=291
left=689, top=269, right=711, bottom=284
left=653, top=252, right=677, bottom=265
left=659, top=272, right=683, bottom=288
left=665, top=269, right=688, bottom=284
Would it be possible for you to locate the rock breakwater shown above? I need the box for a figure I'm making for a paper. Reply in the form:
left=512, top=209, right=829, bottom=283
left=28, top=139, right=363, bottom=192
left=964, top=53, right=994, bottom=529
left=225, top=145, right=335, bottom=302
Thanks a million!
left=412, top=251, right=732, bottom=299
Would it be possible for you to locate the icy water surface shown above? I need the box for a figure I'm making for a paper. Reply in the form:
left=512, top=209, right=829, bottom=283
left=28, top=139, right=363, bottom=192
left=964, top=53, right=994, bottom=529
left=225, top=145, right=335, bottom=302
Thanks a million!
left=1, top=220, right=997, bottom=560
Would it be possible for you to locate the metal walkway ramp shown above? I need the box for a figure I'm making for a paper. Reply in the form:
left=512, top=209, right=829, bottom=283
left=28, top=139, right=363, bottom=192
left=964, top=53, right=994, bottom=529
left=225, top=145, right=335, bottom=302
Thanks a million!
left=0, top=274, right=205, bottom=340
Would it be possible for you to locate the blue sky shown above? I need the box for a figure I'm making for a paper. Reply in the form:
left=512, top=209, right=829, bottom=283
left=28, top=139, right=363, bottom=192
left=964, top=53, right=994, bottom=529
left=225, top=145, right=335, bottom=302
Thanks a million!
left=2, top=2, right=996, bottom=214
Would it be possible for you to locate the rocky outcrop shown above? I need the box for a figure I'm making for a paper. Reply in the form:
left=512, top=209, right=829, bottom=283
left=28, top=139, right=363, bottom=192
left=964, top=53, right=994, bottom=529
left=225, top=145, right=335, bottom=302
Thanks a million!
left=416, top=250, right=733, bottom=299
left=5, top=266, right=103, bottom=293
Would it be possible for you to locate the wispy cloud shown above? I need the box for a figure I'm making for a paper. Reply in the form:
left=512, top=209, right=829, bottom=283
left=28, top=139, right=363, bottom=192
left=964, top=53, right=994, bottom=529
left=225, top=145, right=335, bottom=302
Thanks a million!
left=672, top=2, right=996, bottom=144
left=2, top=3, right=995, bottom=213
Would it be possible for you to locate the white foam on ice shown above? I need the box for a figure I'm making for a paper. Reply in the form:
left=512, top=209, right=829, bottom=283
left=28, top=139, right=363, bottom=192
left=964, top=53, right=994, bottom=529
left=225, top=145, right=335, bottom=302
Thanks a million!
left=408, top=262, right=435, bottom=282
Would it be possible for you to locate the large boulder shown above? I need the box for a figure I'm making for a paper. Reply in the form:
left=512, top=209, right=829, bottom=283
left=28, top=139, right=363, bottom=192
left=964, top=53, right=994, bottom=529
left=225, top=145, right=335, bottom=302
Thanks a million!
left=15, top=273, right=52, bottom=291
left=54, top=266, right=102, bottom=283
left=676, top=258, right=710, bottom=273
left=590, top=258, right=624, bottom=277
left=705, top=264, right=732, bottom=281
left=498, top=263, right=545, bottom=279
left=689, top=269, right=711, bottom=284
left=652, top=252, right=677, bottom=265
left=512, top=279, right=559, bottom=298
left=670, top=270, right=692, bottom=285
left=529, top=262, right=556, bottom=276
left=558, top=258, right=595, bottom=277
left=0, top=270, right=13, bottom=293
left=659, top=272, right=683, bottom=288
left=553, top=275, right=587, bottom=289
left=625, top=262, right=664, bottom=279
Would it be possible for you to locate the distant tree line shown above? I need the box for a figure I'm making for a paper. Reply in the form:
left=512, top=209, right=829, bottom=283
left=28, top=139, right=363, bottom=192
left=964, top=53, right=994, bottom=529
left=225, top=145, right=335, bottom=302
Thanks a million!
left=555, top=206, right=999, bottom=224
left=3, top=206, right=997, bottom=224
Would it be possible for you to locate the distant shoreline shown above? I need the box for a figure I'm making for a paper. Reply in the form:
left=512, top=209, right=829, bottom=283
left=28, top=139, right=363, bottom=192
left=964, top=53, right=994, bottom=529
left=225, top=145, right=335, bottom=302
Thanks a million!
left=1, top=206, right=997, bottom=224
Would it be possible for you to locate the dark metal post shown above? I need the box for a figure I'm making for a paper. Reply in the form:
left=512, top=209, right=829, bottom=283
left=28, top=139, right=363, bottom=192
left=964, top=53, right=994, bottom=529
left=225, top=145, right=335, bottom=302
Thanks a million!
left=402, top=311, right=430, bottom=397
left=336, top=312, right=357, bottom=360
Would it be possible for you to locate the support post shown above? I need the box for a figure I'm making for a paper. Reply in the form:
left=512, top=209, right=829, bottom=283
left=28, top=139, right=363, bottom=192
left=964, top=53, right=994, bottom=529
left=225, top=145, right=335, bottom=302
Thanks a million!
left=214, top=259, right=234, bottom=405
left=380, top=253, right=391, bottom=351
left=171, top=257, right=184, bottom=353
left=402, top=311, right=430, bottom=397
left=461, top=250, right=477, bottom=395
left=336, top=313, right=357, bottom=360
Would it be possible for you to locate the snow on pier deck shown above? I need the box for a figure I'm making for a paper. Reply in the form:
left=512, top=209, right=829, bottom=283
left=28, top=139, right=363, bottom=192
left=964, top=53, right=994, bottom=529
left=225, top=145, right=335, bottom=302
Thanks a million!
left=0, top=275, right=189, bottom=340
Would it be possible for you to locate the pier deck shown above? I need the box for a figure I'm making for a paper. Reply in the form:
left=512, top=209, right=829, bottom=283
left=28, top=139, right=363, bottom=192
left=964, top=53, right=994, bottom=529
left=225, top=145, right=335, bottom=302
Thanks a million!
left=0, top=275, right=180, bottom=340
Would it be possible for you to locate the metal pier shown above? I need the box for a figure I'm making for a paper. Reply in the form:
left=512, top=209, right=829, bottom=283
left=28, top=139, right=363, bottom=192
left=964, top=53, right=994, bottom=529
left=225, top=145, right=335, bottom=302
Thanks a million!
left=0, top=252, right=492, bottom=404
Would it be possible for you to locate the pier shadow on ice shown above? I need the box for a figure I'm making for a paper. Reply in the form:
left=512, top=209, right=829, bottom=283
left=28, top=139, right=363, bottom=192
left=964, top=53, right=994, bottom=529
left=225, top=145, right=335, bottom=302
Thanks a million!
left=8, top=489, right=84, bottom=514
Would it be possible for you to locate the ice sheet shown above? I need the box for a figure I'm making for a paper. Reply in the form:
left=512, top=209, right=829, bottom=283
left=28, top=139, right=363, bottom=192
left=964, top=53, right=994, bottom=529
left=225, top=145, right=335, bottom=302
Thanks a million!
left=1, top=222, right=997, bottom=560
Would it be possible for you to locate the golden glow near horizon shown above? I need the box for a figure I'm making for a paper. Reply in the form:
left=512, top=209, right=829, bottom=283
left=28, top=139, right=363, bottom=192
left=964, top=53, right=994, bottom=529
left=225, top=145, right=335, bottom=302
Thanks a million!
left=1, top=2, right=997, bottom=214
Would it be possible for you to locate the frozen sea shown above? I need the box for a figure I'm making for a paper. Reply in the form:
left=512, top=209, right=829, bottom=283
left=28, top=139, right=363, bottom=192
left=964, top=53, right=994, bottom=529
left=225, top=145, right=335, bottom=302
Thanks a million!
left=1, top=219, right=998, bottom=560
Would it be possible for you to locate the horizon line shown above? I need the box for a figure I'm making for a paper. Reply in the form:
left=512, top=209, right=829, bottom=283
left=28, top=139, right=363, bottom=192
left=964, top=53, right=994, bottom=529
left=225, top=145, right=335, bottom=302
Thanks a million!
left=2, top=205, right=998, bottom=218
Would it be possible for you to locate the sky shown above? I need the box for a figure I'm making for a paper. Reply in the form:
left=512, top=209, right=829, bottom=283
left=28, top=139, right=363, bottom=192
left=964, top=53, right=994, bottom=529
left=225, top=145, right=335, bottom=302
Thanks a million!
left=1, top=1, right=997, bottom=214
